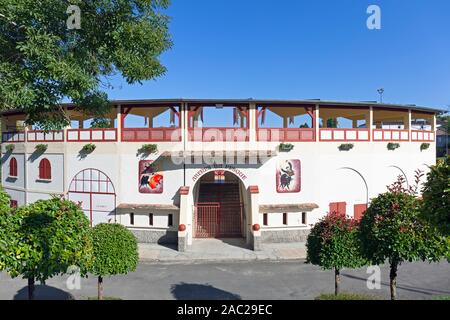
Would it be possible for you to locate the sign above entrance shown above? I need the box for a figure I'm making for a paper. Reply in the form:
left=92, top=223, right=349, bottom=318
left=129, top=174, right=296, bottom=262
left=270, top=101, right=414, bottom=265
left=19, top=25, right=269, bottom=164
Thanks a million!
left=192, top=165, right=247, bottom=183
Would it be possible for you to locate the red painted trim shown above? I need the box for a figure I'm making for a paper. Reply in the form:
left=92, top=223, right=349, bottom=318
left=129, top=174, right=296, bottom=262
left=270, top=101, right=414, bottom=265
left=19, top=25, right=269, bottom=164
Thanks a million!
left=318, top=129, right=370, bottom=142
left=66, top=128, right=118, bottom=142
left=372, top=129, right=410, bottom=142
left=180, top=186, right=190, bottom=195
left=411, top=130, right=435, bottom=142
left=27, top=130, right=64, bottom=142
left=121, top=128, right=181, bottom=142
left=2, top=131, right=25, bottom=143
left=188, top=128, right=250, bottom=142
left=187, top=105, right=250, bottom=142
left=255, top=106, right=317, bottom=142
left=256, top=128, right=315, bottom=142
left=249, top=186, right=259, bottom=194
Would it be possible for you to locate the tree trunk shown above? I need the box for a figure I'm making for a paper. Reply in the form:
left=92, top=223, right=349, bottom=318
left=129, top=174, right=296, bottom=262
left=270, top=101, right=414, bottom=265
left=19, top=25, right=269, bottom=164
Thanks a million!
left=98, top=276, right=103, bottom=300
left=334, top=268, right=341, bottom=296
left=28, top=277, right=35, bottom=300
left=390, top=262, right=398, bottom=300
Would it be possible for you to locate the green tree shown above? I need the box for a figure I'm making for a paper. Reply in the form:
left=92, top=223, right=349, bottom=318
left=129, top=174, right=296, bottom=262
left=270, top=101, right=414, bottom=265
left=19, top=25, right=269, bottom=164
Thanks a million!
left=90, top=118, right=112, bottom=128
left=421, top=157, right=450, bottom=237
left=90, top=223, right=139, bottom=300
left=0, top=0, right=172, bottom=130
left=326, top=118, right=338, bottom=128
left=359, top=177, right=447, bottom=300
left=0, top=186, right=11, bottom=214
left=306, top=212, right=366, bottom=295
left=437, top=114, right=450, bottom=133
left=0, top=197, right=92, bottom=299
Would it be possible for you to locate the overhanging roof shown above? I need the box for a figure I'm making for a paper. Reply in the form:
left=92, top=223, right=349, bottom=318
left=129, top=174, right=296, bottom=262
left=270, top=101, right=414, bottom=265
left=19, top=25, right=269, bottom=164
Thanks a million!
left=117, top=203, right=179, bottom=210
left=0, top=98, right=445, bottom=115
left=259, top=203, right=319, bottom=213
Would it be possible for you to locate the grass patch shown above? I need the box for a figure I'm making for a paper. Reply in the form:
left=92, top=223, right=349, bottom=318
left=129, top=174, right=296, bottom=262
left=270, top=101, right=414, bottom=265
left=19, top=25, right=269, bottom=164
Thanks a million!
left=432, top=295, right=450, bottom=300
left=316, top=292, right=380, bottom=300
left=87, top=296, right=122, bottom=300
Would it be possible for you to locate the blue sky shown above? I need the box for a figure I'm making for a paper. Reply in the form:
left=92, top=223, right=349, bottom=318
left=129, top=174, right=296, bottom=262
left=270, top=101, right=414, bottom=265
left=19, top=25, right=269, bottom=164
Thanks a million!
left=104, top=0, right=450, bottom=111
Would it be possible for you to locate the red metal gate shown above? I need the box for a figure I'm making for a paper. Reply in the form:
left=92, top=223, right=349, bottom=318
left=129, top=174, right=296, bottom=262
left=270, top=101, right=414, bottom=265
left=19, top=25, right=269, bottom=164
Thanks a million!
left=194, top=202, right=243, bottom=238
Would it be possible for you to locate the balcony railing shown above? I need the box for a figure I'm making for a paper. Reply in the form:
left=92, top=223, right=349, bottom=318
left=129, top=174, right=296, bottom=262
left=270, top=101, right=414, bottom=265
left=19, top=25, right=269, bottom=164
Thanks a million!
left=122, top=128, right=181, bottom=142
left=373, top=129, right=409, bottom=141
left=411, top=130, right=435, bottom=142
left=188, top=128, right=249, bottom=142
left=319, top=129, right=370, bottom=141
left=67, top=128, right=117, bottom=142
left=27, top=130, right=64, bottom=142
left=2, top=131, right=25, bottom=143
left=0, top=127, right=437, bottom=144
left=257, top=128, right=315, bottom=142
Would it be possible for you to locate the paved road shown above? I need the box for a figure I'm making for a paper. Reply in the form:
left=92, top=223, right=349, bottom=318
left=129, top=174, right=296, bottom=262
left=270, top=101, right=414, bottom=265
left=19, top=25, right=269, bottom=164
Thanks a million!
left=0, top=261, right=449, bottom=300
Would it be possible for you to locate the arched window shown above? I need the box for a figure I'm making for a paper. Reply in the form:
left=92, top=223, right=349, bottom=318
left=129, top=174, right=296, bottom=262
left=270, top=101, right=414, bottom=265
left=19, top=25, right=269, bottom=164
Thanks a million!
left=38, top=158, right=51, bottom=180
left=9, top=157, right=17, bottom=177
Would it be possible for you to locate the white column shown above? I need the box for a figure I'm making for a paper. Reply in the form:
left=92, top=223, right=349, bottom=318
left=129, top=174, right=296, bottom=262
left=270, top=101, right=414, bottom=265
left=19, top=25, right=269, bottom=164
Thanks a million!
left=369, top=106, right=374, bottom=142
left=248, top=186, right=261, bottom=251
left=408, top=109, right=412, bottom=141
left=248, top=103, right=256, bottom=145
left=314, top=104, right=320, bottom=141
left=178, top=186, right=190, bottom=251
left=116, top=104, right=121, bottom=142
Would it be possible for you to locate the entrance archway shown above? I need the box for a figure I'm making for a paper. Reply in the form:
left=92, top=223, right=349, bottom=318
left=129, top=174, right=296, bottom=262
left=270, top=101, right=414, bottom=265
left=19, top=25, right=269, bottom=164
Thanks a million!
left=67, top=168, right=116, bottom=226
left=192, top=171, right=247, bottom=238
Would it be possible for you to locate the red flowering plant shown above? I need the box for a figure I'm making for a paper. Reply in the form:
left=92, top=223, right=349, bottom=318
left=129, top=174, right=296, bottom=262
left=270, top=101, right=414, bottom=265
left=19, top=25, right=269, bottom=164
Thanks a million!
left=306, top=212, right=366, bottom=296
left=359, top=172, right=447, bottom=300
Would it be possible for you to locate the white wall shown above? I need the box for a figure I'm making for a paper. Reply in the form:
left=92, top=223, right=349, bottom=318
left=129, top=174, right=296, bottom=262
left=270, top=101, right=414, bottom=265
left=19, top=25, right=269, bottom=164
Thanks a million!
left=1, top=153, right=25, bottom=189
left=27, top=153, right=64, bottom=193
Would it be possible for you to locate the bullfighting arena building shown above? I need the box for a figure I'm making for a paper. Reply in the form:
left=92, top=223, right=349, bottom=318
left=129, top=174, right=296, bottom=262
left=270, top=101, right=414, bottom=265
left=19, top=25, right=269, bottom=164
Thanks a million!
left=0, top=99, right=440, bottom=251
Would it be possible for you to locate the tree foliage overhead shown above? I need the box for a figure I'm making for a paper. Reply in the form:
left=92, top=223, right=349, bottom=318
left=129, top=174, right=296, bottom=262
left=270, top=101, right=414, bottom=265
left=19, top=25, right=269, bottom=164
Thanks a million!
left=0, top=0, right=172, bottom=129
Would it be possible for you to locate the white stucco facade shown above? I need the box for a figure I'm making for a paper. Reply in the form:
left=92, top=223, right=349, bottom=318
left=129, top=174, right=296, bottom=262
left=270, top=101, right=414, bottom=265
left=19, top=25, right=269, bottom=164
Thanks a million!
left=0, top=99, right=439, bottom=251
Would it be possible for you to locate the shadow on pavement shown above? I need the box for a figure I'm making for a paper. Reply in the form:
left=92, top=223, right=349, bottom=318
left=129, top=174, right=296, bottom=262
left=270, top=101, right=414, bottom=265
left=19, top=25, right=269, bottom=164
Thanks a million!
left=171, top=282, right=242, bottom=300
left=218, top=238, right=250, bottom=249
left=14, top=285, right=75, bottom=300
left=342, top=273, right=450, bottom=296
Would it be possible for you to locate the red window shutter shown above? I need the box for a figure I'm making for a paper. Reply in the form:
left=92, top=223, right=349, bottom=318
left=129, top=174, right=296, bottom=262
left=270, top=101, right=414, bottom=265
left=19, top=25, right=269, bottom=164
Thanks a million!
left=329, top=202, right=347, bottom=215
left=354, top=204, right=368, bottom=220
left=9, top=157, right=17, bottom=177
left=39, top=159, right=51, bottom=180
left=338, top=202, right=347, bottom=215
left=329, top=202, right=338, bottom=214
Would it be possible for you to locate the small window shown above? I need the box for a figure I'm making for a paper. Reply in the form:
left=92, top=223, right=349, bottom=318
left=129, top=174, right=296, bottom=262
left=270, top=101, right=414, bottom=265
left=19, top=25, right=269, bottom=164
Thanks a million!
left=263, top=213, right=268, bottom=226
left=302, top=212, right=307, bottom=225
left=9, top=157, right=17, bottom=177
left=283, top=212, right=288, bottom=225
left=168, top=214, right=173, bottom=227
left=38, top=158, right=51, bottom=180
left=149, top=213, right=154, bottom=226
left=10, top=200, right=18, bottom=208
left=130, top=213, right=134, bottom=225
